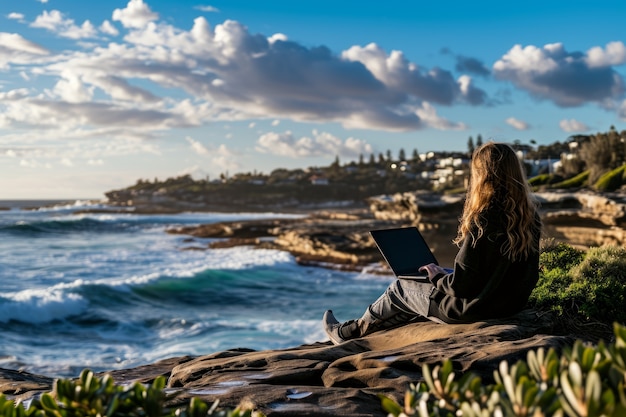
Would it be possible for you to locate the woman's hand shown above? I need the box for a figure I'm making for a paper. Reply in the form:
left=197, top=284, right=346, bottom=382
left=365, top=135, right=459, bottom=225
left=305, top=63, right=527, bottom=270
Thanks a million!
left=419, top=263, right=450, bottom=277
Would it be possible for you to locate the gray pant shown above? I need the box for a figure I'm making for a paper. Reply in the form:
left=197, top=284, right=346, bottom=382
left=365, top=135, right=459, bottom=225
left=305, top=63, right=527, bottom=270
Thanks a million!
left=340, top=279, right=443, bottom=339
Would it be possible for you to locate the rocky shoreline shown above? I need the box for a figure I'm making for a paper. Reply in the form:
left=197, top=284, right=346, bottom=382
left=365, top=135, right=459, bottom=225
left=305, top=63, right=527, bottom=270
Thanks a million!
left=167, top=189, right=626, bottom=271
left=2, top=190, right=625, bottom=416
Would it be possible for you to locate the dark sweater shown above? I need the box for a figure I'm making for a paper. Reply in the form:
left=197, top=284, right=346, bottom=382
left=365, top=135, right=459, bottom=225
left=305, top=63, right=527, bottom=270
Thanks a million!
left=427, top=214, right=540, bottom=324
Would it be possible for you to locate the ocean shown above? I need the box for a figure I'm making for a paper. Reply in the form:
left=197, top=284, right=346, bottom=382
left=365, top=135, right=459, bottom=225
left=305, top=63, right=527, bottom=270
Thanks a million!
left=0, top=200, right=391, bottom=378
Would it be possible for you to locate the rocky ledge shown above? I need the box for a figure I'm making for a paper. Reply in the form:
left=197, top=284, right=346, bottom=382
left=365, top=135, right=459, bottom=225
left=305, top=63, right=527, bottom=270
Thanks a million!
left=0, top=310, right=603, bottom=417
left=166, top=190, right=626, bottom=271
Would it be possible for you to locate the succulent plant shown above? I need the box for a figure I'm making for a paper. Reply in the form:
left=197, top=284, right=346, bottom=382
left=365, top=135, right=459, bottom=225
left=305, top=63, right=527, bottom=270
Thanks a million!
left=382, top=323, right=626, bottom=417
left=0, top=370, right=262, bottom=417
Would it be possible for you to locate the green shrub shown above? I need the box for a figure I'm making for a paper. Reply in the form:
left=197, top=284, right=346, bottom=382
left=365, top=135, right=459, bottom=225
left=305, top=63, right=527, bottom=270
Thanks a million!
left=550, top=170, right=590, bottom=189
left=594, top=164, right=626, bottom=191
left=539, top=241, right=585, bottom=272
left=529, top=244, right=626, bottom=324
left=381, top=323, right=626, bottom=417
left=1, top=369, right=263, bottom=417
left=567, top=246, right=626, bottom=323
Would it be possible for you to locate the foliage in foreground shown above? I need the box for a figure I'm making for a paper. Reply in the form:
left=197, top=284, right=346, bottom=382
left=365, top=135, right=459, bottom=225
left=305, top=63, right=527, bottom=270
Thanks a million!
left=529, top=242, right=626, bottom=325
left=0, top=370, right=263, bottom=417
left=381, top=323, right=626, bottom=417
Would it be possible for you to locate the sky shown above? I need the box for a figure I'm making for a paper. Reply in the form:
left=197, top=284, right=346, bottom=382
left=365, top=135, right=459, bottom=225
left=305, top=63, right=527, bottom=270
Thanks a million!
left=1, top=0, right=626, bottom=199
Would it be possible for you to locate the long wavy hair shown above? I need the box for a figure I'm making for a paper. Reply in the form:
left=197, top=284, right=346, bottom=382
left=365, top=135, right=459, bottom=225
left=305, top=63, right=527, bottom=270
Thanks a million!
left=453, top=142, right=540, bottom=261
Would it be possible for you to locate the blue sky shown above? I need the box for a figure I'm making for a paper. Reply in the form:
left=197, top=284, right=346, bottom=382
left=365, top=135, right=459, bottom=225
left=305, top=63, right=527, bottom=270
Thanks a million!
left=1, top=0, right=625, bottom=199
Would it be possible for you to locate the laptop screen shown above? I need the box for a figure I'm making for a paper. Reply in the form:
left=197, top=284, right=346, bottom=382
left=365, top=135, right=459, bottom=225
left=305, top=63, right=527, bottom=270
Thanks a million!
left=370, top=227, right=438, bottom=276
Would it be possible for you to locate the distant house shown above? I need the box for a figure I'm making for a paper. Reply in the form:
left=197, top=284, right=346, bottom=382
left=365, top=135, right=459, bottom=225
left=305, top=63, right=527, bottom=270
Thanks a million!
left=438, top=157, right=467, bottom=168
left=309, top=175, right=329, bottom=185
left=527, top=158, right=560, bottom=176
left=390, top=161, right=410, bottom=171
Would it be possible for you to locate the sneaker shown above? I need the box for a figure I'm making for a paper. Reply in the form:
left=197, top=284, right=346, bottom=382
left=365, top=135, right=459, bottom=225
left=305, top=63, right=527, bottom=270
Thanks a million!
left=323, top=310, right=346, bottom=345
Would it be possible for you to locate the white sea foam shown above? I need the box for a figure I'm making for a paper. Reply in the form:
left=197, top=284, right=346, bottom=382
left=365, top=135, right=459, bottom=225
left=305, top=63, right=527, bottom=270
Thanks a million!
left=34, top=200, right=107, bottom=212
left=260, top=319, right=328, bottom=345
left=0, top=289, right=88, bottom=323
left=101, top=247, right=298, bottom=288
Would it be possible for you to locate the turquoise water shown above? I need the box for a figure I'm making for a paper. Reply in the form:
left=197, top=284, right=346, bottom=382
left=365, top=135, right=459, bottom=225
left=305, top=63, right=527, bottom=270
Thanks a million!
left=0, top=201, right=391, bottom=378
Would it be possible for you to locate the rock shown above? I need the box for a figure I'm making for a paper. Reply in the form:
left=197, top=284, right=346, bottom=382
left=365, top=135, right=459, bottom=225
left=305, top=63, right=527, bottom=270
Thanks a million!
left=161, top=310, right=580, bottom=417
left=537, top=191, right=626, bottom=247
left=0, top=368, right=53, bottom=401
left=367, top=191, right=464, bottom=223
left=0, top=310, right=587, bottom=417
left=538, top=191, right=626, bottom=227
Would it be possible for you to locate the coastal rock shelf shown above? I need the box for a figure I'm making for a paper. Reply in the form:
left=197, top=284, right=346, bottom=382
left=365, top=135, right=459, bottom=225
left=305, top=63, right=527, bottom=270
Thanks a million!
left=164, top=310, right=575, bottom=417
left=0, top=310, right=586, bottom=417
left=167, top=190, right=626, bottom=270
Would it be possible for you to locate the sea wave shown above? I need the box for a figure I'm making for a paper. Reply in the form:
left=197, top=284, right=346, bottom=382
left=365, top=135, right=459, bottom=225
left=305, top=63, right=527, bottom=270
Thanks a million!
left=0, top=247, right=297, bottom=324
left=0, top=217, right=135, bottom=235
left=0, top=288, right=88, bottom=324
left=0, top=210, right=304, bottom=236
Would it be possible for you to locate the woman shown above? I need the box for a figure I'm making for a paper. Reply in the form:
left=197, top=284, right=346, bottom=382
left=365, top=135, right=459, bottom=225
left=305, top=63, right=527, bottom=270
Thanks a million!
left=323, top=142, right=542, bottom=344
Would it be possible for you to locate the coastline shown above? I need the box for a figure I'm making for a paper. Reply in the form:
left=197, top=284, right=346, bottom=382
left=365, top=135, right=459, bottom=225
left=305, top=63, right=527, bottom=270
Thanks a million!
left=1, top=192, right=624, bottom=416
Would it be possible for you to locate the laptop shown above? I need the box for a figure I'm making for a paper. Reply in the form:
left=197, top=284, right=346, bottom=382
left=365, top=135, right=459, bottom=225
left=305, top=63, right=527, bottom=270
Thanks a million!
left=370, top=227, right=444, bottom=280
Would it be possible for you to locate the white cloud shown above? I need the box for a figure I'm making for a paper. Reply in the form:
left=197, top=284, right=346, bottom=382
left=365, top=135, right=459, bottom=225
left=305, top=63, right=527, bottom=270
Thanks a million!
left=30, top=10, right=98, bottom=39
left=30, top=10, right=64, bottom=31
left=7, top=13, right=25, bottom=21
left=0, top=33, right=49, bottom=69
left=53, top=74, right=94, bottom=103
left=494, top=42, right=625, bottom=107
left=559, top=119, right=589, bottom=132
left=184, top=138, right=240, bottom=173
left=186, top=136, right=210, bottom=155
left=506, top=117, right=530, bottom=130
left=342, top=43, right=487, bottom=106
left=271, top=119, right=280, bottom=126
left=112, top=0, right=158, bottom=29
left=110, top=18, right=475, bottom=131
left=100, top=20, right=119, bottom=36
left=256, top=130, right=373, bottom=158
left=2, top=137, right=161, bottom=166
left=586, top=41, right=626, bottom=68
left=268, top=33, right=287, bottom=44
left=212, top=144, right=240, bottom=172
left=415, top=102, right=466, bottom=130
left=9, top=13, right=483, bottom=133
left=195, top=5, right=220, bottom=13
left=0, top=88, right=30, bottom=101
